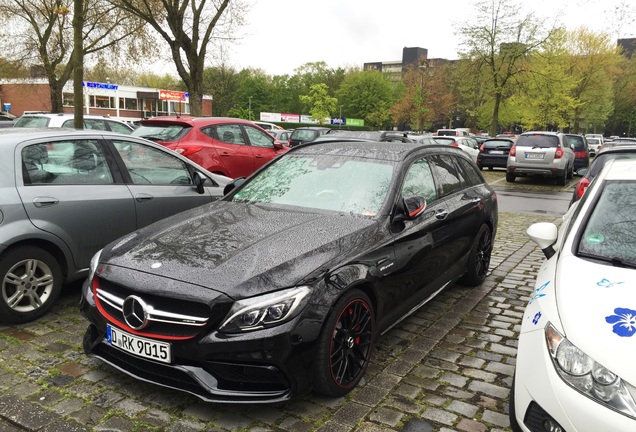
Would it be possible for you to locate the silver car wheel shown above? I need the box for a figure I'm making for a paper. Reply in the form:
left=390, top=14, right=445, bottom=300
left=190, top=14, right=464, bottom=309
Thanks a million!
left=2, top=258, right=55, bottom=312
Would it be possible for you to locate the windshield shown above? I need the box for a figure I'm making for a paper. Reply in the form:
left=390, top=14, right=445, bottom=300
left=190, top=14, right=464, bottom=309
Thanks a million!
left=232, top=154, right=395, bottom=216
left=14, top=116, right=50, bottom=127
left=577, top=181, right=636, bottom=266
left=131, top=124, right=189, bottom=142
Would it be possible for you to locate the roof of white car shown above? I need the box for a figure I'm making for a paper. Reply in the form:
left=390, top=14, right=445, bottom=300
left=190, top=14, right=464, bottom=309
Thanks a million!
left=600, top=158, right=636, bottom=181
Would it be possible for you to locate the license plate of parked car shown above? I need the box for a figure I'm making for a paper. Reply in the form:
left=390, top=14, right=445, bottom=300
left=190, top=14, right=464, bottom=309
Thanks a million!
left=525, top=153, right=544, bottom=159
left=489, top=150, right=504, bottom=154
left=106, top=325, right=172, bottom=364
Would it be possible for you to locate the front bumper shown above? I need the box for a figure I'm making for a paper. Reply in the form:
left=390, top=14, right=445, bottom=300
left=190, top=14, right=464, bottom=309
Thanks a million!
left=80, top=277, right=325, bottom=403
left=513, top=329, right=636, bottom=431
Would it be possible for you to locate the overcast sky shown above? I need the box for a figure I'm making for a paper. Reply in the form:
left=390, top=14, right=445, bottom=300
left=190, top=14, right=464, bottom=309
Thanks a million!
left=221, top=0, right=635, bottom=76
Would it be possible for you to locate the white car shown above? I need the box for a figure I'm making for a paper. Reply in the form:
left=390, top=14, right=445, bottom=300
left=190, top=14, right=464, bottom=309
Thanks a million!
left=431, top=136, right=480, bottom=163
left=511, top=158, right=636, bottom=431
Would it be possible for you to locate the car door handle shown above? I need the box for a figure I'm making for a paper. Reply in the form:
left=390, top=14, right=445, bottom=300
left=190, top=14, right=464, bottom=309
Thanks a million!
left=135, top=193, right=154, bottom=202
left=434, top=209, right=448, bottom=220
left=32, top=197, right=59, bottom=208
left=464, top=197, right=481, bottom=203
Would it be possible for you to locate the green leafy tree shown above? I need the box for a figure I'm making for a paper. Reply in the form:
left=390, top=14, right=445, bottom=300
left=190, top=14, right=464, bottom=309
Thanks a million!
left=299, top=83, right=337, bottom=124
left=458, top=0, right=555, bottom=136
left=336, top=69, right=397, bottom=128
left=202, top=64, right=240, bottom=117
left=562, top=27, right=622, bottom=133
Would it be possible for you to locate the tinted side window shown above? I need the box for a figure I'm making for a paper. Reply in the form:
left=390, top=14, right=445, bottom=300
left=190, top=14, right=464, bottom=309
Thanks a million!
left=244, top=125, right=276, bottom=148
left=429, top=154, right=464, bottom=196
left=401, top=158, right=437, bottom=203
left=455, top=157, right=484, bottom=186
left=216, top=124, right=246, bottom=145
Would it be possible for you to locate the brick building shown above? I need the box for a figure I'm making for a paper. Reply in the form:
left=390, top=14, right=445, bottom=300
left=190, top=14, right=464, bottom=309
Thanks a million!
left=0, top=79, right=213, bottom=120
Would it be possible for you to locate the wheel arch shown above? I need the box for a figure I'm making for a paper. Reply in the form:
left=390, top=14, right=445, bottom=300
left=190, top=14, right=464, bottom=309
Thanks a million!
left=0, top=238, right=72, bottom=282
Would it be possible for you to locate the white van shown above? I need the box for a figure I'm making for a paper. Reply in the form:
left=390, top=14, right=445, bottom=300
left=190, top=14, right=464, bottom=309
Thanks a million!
left=436, top=128, right=470, bottom=137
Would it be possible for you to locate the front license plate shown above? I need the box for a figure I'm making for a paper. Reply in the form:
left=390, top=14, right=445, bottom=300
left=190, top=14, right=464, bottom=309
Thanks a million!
left=106, top=325, right=172, bottom=364
left=525, top=153, right=544, bottom=159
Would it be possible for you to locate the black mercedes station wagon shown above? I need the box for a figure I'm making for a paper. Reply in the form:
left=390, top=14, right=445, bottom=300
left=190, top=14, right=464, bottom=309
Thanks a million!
left=81, top=141, right=498, bottom=403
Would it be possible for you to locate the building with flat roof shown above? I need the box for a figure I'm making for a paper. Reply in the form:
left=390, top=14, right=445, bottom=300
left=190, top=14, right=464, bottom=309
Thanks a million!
left=0, top=79, right=213, bottom=120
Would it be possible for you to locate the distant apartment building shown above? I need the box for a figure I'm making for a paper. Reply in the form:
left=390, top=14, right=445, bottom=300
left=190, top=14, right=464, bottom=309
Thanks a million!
left=363, top=46, right=453, bottom=81
left=618, top=38, right=636, bottom=59
left=0, top=79, right=213, bottom=120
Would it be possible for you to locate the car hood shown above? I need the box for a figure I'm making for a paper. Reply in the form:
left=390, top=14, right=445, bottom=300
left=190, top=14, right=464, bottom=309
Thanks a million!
left=556, top=254, right=636, bottom=385
left=101, top=201, right=382, bottom=300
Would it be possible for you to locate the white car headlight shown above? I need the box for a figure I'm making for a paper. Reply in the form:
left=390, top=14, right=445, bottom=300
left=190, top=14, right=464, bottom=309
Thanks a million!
left=545, top=322, right=636, bottom=418
left=219, top=286, right=311, bottom=333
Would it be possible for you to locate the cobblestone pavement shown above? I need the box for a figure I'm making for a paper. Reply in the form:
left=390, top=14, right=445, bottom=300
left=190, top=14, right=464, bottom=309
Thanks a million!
left=0, top=211, right=561, bottom=432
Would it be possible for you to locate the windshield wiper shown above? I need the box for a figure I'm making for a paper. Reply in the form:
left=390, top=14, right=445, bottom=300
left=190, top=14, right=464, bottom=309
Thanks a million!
left=578, top=252, right=636, bottom=269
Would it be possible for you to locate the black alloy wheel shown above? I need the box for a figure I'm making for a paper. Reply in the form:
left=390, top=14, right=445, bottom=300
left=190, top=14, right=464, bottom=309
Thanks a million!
left=459, top=224, right=493, bottom=286
left=312, top=289, right=375, bottom=397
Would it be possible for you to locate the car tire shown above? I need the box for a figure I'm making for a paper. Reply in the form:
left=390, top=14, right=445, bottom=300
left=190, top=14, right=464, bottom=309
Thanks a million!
left=311, top=289, right=375, bottom=397
left=509, top=374, right=523, bottom=432
left=556, top=169, right=566, bottom=186
left=459, top=224, right=493, bottom=286
left=506, top=172, right=515, bottom=183
left=0, top=246, right=63, bottom=324
left=568, top=163, right=574, bottom=179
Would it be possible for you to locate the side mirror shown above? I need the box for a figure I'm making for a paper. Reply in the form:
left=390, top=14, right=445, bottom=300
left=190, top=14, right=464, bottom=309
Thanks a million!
left=527, top=222, right=558, bottom=259
left=575, top=167, right=588, bottom=177
left=192, top=171, right=207, bottom=194
left=273, top=140, right=284, bottom=150
left=393, top=195, right=427, bottom=223
left=223, top=177, right=246, bottom=196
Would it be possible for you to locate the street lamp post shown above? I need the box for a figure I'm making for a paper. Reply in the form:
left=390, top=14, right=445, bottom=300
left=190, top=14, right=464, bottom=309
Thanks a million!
left=248, top=96, right=252, bottom=121
left=339, top=105, right=343, bottom=128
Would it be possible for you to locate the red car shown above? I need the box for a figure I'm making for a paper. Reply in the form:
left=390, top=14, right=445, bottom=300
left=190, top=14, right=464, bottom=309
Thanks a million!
left=132, top=116, right=289, bottom=178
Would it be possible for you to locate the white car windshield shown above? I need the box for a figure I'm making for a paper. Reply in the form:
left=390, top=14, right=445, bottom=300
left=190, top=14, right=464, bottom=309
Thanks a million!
left=232, top=154, right=394, bottom=216
left=577, top=181, right=636, bottom=267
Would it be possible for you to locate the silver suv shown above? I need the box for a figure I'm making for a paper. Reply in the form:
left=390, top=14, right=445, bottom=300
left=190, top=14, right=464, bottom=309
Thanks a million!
left=14, top=113, right=134, bottom=134
left=506, top=131, right=575, bottom=185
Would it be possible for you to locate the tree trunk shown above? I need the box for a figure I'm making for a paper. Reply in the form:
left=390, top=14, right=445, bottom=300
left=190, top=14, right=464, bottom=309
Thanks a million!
left=490, top=93, right=501, bottom=137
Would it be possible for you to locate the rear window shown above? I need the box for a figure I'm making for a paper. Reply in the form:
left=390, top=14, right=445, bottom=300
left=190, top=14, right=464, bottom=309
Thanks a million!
left=132, top=124, right=190, bottom=142
left=291, top=129, right=318, bottom=140
left=566, top=135, right=585, bottom=150
left=516, top=134, right=559, bottom=148
left=14, top=116, right=50, bottom=127
left=436, top=130, right=457, bottom=136
left=483, top=139, right=513, bottom=148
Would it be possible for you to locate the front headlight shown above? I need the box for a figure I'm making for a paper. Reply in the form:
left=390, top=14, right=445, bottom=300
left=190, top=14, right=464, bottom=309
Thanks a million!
left=88, top=249, right=102, bottom=281
left=219, top=286, right=311, bottom=333
left=545, top=322, right=636, bottom=418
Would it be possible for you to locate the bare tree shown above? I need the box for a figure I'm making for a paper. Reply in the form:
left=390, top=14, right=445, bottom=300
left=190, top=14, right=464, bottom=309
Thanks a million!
left=0, top=0, right=153, bottom=113
left=112, top=0, right=246, bottom=116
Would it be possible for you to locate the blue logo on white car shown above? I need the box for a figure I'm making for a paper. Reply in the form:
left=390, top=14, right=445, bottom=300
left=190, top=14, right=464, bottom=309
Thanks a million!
left=530, top=281, right=550, bottom=304
left=597, top=278, right=624, bottom=289
left=606, top=308, right=636, bottom=337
